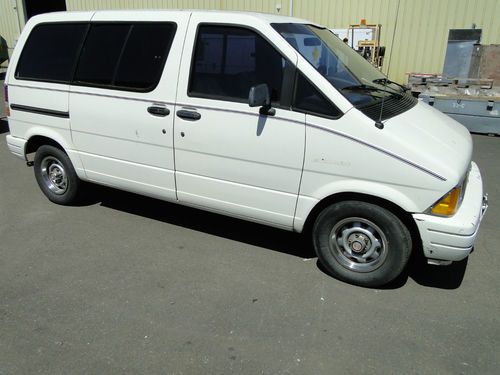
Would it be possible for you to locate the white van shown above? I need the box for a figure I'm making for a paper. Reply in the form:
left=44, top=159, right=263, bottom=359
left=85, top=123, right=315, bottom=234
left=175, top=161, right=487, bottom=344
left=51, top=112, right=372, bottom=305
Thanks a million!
left=4, top=10, right=488, bottom=287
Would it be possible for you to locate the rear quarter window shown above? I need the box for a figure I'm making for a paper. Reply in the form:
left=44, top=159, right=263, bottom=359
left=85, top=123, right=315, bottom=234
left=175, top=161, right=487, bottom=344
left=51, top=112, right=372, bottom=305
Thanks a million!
left=15, top=23, right=88, bottom=83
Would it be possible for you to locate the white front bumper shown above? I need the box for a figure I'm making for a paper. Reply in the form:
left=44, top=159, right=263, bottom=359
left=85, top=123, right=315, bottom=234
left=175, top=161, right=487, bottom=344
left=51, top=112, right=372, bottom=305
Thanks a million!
left=413, top=162, right=488, bottom=261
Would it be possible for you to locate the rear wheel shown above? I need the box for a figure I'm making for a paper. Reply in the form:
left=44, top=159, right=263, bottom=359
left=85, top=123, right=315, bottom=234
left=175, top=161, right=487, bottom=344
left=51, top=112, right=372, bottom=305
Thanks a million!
left=313, top=201, right=412, bottom=287
left=34, top=145, right=81, bottom=205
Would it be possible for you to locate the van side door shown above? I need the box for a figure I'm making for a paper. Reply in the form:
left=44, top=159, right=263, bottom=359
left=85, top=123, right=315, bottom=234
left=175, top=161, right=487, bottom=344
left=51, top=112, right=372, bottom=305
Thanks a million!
left=174, top=15, right=305, bottom=230
left=69, top=12, right=189, bottom=201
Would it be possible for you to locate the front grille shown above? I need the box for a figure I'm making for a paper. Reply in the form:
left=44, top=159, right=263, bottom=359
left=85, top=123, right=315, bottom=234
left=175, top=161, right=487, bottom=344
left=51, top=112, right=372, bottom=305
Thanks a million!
left=357, top=93, right=417, bottom=121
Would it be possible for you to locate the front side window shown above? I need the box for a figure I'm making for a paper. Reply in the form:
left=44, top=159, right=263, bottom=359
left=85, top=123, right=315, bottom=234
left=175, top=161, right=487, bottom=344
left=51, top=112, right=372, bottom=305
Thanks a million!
left=16, top=23, right=88, bottom=83
left=294, top=73, right=341, bottom=118
left=189, top=25, right=287, bottom=105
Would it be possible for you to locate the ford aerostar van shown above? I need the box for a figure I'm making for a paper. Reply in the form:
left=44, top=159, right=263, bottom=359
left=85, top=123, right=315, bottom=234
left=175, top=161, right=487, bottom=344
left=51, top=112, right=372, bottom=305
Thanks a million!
left=4, top=10, right=488, bottom=287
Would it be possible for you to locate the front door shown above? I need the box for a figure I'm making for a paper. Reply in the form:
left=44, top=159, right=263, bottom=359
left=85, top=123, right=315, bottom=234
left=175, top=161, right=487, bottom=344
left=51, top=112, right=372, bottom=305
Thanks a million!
left=174, top=19, right=305, bottom=229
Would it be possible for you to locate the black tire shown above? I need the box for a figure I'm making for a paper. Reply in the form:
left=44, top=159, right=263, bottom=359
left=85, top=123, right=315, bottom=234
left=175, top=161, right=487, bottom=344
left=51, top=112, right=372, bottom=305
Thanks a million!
left=312, top=201, right=412, bottom=287
left=34, top=145, right=81, bottom=205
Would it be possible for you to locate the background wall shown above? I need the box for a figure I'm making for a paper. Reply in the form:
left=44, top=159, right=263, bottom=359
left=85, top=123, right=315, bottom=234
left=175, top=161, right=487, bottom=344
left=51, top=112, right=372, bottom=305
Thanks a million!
left=0, top=0, right=24, bottom=66
left=2, top=0, right=500, bottom=82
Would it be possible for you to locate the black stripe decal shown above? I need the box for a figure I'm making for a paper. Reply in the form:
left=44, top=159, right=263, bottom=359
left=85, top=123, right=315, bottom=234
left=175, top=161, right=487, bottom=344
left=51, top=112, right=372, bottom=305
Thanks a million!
left=10, top=104, right=70, bottom=118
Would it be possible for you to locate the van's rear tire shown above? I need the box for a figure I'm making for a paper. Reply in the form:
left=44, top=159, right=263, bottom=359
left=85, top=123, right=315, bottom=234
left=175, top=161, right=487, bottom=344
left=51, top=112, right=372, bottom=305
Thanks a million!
left=312, top=201, right=412, bottom=287
left=34, top=145, right=81, bottom=205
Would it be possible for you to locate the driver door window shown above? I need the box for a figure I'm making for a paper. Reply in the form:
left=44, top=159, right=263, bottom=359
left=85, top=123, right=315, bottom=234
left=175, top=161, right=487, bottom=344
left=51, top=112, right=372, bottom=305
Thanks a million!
left=189, top=25, right=287, bottom=106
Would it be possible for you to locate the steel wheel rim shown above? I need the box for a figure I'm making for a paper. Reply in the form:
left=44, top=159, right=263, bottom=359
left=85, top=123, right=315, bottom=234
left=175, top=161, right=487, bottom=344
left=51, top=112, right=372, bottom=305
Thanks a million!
left=328, top=217, right=388, bottom=272
left=40, top=156, right=68, bottom=195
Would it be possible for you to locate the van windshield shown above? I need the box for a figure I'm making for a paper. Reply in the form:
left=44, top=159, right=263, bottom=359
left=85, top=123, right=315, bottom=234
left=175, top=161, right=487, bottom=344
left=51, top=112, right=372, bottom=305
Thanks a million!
left=272, top=23, right=403, bottom=107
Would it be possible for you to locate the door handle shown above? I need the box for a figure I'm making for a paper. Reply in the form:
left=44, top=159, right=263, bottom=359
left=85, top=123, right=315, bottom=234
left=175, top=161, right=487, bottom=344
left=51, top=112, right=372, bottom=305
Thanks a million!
left=147, top=105, right=170, bottom=117
left=176, top=110, right=201, bottom=121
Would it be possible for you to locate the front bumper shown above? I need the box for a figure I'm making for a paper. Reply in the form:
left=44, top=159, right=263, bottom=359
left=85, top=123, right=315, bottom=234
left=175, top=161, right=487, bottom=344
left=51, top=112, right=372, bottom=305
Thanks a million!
left=6, top=134, right=27, bottom=160
left=413, top=162, right=488, bottom=262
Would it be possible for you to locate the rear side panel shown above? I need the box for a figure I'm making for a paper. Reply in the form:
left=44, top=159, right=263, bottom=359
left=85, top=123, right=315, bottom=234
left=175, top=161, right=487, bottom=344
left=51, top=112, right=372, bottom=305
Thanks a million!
left=5, top=12, right=94, bottom=177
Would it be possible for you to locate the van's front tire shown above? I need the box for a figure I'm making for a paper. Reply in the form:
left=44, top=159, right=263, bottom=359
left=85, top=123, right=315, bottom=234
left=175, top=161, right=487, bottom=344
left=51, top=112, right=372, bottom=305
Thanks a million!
left=313, top=201, right=412, bottom=287
left=34, top=145, right=81, bottom=205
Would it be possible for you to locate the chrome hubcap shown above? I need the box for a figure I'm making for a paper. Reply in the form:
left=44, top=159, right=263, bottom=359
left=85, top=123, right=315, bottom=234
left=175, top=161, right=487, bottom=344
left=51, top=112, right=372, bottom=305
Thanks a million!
left=40, top=156, right=68, bottom=195
left=329, top=217, right=388, bottom=272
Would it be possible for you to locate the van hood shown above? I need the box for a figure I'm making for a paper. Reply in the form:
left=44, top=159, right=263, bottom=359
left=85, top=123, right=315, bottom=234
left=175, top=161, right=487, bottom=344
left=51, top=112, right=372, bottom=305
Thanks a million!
left=380, top=100, right=472, bottom=185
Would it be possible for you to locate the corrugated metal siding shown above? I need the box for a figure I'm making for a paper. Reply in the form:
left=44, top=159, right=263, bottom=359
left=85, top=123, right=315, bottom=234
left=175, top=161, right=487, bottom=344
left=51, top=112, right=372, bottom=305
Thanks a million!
left=0, top=0, right=23, bottom=63
left=66, top=0, right=279, bottom=12
left=66, top=0, right=500, bottom=83
left=282, top=0, right=500, bottom=82
left=384, top=0, right=500, bottom=83
left=0, top=0, right=498, bottom=82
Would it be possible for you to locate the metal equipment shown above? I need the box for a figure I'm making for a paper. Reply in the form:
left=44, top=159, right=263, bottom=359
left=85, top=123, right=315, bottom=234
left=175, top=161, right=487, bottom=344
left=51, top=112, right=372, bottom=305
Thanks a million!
left=414, top=76, right=500, bottom=136
left=407, top=26, right=499, bottom=136
left=347, top=20, right=385, bottom=68
left=443, top=29, right=482, bottom=79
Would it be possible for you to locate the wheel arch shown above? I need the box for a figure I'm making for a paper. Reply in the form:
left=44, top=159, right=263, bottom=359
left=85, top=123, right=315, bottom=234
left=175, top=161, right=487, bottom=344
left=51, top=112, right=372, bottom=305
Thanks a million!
left=24, top=130, right=87, bottom=180
left=301, top=192, right=422, bottom=253
left=26, top=135, right=66, bottom=156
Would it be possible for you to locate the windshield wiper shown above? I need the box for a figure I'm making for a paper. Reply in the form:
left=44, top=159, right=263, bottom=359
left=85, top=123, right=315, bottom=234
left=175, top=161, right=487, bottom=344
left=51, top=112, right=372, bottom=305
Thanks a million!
left=341, top=84, right=402, bottom=97
left=372, top=78, right=409, bottom=93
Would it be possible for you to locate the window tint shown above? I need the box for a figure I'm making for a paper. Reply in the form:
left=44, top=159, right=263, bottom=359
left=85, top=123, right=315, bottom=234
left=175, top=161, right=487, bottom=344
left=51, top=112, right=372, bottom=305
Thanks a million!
left=294, top=73, right=342, bottom=118
left=75, top=24, right=130, bottom=86
left=189, top=25, right=286, bottom=104
left=16, top=23, right=88, bottom=82
left=74, top=23, right=176, bottom=91
left=114, top=24, right=176, bottom=89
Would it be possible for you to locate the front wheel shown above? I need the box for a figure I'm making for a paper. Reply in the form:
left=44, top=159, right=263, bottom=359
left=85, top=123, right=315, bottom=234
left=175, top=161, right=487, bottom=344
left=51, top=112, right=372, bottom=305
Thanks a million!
left=34, top=145, right=82, bottom=205
left=313, top=201, right=412, bottom=287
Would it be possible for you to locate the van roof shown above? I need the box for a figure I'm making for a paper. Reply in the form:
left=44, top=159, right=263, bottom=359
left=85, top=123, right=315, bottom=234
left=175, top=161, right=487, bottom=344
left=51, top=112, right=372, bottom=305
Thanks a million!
left=28, top=9, right=317, bottom=27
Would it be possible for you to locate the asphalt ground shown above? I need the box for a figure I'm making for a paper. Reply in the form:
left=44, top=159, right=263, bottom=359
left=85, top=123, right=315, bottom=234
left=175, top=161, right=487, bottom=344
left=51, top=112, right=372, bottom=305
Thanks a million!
left=1, top=82, right=499, bottom=374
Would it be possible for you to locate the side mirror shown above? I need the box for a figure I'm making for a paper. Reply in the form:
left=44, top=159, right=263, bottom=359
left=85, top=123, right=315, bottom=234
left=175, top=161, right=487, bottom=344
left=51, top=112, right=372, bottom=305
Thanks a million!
left=248, top=84, right=275, bottom=116
left=248, top=83, right=270, bottom=107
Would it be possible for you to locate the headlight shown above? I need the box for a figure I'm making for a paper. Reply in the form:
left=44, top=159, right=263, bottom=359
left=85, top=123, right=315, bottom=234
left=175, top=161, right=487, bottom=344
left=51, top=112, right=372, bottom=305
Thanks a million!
left=429, top=164, right=470, bottom=217
left=430, top=186, right=462, bottom=216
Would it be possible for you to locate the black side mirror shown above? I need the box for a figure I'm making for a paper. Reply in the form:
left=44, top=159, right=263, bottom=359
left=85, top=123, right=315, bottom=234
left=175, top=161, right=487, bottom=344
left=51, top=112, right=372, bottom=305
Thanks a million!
left=248, top=84, right=275, bottom=116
